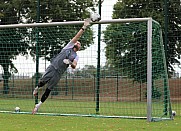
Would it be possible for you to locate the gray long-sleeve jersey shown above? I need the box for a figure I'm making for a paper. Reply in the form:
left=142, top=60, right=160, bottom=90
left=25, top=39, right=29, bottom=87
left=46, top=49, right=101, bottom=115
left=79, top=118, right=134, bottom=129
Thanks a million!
left=50, top=41, right=79, bottom=74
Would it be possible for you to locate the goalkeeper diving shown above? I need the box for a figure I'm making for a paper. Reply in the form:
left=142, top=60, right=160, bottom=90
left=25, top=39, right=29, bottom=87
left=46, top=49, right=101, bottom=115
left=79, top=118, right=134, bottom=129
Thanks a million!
left=32, top=18, right=91, bottom=114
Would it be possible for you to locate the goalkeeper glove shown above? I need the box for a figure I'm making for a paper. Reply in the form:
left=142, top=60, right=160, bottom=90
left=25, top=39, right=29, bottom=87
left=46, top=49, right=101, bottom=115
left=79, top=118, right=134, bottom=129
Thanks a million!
left=63, top=59, right=72, bottom=65
left=82, top=18, right=91, bottom=30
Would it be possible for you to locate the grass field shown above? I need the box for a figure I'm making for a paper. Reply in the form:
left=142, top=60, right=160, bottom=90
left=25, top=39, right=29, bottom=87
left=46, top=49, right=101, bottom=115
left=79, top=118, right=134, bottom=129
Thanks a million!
left=0, top=113, right=180, bottom=131
left=1, top=98, right=178, bottom=120
left=0, top=78, right=180, bottom=130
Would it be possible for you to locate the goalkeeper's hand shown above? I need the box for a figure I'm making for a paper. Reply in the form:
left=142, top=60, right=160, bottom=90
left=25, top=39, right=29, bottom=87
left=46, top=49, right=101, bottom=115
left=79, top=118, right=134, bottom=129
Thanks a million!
left=82, top=18, right=91, bottom=30
left=63, top=59, right=72, bottom=65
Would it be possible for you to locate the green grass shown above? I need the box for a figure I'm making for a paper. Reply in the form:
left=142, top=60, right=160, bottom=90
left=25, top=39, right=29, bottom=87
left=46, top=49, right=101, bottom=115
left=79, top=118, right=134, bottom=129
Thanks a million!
left=0, top=98, right=174, bottom=118
left=0, top=113, right=180, bottom=131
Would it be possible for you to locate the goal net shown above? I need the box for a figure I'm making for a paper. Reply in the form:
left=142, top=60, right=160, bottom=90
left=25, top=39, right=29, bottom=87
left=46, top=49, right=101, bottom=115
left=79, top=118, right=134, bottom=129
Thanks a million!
left=0, top=18, right=173, bottom=121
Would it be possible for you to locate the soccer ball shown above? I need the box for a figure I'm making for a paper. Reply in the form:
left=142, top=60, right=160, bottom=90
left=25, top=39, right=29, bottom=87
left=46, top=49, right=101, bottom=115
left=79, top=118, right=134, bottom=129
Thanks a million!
left=15, top=107, right=20, bottom=112
left=90, top=13, right=101, bottom=22
left=172, top=110, right=176, bottom=117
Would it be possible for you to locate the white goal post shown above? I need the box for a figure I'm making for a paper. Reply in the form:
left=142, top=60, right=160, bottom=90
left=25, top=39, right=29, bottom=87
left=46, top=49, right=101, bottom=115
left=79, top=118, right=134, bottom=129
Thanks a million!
left=0, top=18, right=172, bottom=122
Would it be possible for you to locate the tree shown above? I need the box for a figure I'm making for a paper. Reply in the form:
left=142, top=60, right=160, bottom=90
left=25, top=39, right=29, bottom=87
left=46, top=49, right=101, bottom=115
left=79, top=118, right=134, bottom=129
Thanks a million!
left=0, top=0, right=97, bottom=93
left=103, top=0, right=181, bottom=81
left=103, top=23, right=148, bottom=82
left=24, top=0, right=97, bottom=61
left=0, top=0, right=29, bottom=94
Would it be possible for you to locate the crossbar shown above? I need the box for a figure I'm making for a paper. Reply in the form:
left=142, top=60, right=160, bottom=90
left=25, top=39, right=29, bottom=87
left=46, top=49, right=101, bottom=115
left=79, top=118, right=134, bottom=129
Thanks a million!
left=0, top=18, right=152, bottom=28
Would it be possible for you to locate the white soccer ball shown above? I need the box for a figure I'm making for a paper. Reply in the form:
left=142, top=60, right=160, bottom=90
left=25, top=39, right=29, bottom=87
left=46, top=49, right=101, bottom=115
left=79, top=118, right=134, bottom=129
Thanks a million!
left=90, top=13, right=101, bottom=22
left=15, top=107, right=20, bottom=112
left=172, top=110, right=176, bottom=116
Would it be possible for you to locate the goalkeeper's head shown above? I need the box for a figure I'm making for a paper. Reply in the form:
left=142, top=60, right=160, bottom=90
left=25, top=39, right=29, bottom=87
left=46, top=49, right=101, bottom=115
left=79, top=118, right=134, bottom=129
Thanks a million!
left=74, top=41, right=81, bottom=51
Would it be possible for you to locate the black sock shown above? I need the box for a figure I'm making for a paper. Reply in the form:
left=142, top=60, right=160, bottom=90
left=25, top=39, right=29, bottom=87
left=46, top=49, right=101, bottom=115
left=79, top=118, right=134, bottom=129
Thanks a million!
left=41, top=88, right=51, bottom=103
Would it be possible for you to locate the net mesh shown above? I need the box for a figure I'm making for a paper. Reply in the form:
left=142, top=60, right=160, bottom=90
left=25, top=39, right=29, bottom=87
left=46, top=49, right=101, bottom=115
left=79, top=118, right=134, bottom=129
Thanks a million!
left=0, top=20, right=172, bottom=121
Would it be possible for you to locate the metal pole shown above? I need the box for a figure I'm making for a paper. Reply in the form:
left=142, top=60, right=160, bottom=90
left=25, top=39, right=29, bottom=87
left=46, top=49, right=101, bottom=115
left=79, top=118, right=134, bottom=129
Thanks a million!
left=72, top=76, right=74, bottom=100
left=163, top=0, right=169, bottom=116
left=35, top=0, right=40, bottom=104
left=147, top=18, right=153, bottom=122
left=0, top=18, right=152, bottom=28
left=96, top=0, right=102, bottom=113
left=116, top=74, right=119, bottom=101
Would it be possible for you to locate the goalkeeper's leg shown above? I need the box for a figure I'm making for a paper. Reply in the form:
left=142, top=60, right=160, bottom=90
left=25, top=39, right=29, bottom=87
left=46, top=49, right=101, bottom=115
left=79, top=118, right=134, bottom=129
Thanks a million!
left=33, top=80, right=46, bottom=96
left=32, top=88, right=51, bottom=114
left=33, top=65, right=54, bottom=96
left=32, top=69, right=61, bottom=114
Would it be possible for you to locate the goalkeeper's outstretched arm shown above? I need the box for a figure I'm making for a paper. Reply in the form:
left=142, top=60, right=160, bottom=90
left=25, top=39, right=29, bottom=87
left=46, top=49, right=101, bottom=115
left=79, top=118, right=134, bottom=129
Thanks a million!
left=71, top=18, right=91, bottom=43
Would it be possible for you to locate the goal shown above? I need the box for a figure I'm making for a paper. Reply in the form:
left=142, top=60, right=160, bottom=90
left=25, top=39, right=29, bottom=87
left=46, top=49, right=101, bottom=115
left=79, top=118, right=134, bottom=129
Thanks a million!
left=0, top=18, right=173, bottom=122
